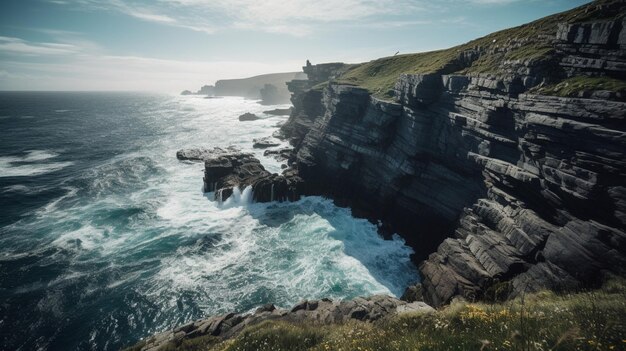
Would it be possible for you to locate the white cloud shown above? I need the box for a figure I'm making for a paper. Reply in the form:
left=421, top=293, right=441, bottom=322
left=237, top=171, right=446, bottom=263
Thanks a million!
left=469, top=0, right=520, bottom=4
left=0, top=36, right=82, bottom=56
left=0, top=51, right=303, bottom=92
left=128, top=11, right=176, bottom=23
left=49, top=0, right=426, bottom=36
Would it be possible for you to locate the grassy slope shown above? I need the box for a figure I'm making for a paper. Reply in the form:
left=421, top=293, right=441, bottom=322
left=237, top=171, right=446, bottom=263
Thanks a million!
left=151, top=278, right=626, bottom=351
left=335, top=0, right=625, bottom=99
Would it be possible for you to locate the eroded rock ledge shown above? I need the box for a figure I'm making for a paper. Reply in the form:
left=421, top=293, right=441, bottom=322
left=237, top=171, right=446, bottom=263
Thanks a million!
left=276, top=18, right=626, bottom=307
left=174, top=12, right=625, bottom=314
left=136, top=295, right=433, bottom=351
left=177, top=146, right=304, bottom=203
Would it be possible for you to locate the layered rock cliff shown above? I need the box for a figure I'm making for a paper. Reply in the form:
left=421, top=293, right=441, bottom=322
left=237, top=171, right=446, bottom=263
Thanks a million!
left=279, top=4, right=626, bottom=306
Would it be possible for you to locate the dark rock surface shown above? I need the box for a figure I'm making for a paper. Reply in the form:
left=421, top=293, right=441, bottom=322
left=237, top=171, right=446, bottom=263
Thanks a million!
left=280, top=55, right=626, bottom=306
left=238, top=112, right=260, bottom=121
left=176, top=146, right=240, bottom=162
left=252, top=137, right=281, bottom=149
left=263, top=108, right=293, bottom=116
left=202, top=151, right=304, bottom=203
left=264, top=147, right=294, bottom=162
left=135, top=295, right=433, bottom=351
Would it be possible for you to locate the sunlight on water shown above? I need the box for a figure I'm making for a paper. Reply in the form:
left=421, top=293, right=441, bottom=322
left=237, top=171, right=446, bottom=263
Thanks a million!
left=0, top=93, right=419, bottom=351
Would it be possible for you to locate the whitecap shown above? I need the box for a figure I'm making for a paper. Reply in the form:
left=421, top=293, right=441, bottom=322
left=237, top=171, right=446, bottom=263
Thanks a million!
left=2, top=184, right=35, bottom=194
left=23, top=150, right=59, bottom=161
left=37, top=186, right=79, bottom=214
left=219, top=186, right=253, bottom=208
left=0, top=159, right=73, bottom=177
left=50, top=224, right=123, bottom=253
left=0, top=150, right=72, bottom=177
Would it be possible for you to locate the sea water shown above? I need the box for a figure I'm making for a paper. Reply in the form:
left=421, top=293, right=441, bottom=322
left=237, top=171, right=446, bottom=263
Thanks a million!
left=0, top=92, right=419, bottom=351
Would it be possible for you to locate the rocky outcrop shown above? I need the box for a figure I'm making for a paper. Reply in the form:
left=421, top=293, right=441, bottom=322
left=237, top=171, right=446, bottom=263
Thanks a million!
left=264, top=108, right=293, bottom=116
left=201, top=151, right=304, bottom=203
left=252, top=137, right=281, bottom=149
left=556, top=16, right=626, bottom=79
left=263, top=147, right=293, bottom=163
left=176, top=147, right=303, bottom=203
left=179, top=7, right=626, bottom=310
left=280, top=54, right=626, bottom=306
left=238, top=112, right=260, bottom=121
left=135, top=295, right=433, bottom=351
left=176, top=146, right=241, bottom=162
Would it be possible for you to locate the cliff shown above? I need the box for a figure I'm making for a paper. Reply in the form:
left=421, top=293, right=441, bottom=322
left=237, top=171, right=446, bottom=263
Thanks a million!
left=131, top=2, right=626, bottom=349
left=214, top=72, right=307, bottom=102
left=280, top=0, right=626, bottom=306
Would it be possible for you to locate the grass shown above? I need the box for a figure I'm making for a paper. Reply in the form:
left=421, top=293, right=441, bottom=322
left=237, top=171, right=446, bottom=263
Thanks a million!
left=157, top=277, right=626, bottom=351
left=329, top=0, right=626, bottom=99
left=530, top=76, right=626, bottom=97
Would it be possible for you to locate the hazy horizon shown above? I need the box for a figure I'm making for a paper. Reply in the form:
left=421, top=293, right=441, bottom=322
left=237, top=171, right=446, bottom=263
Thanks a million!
left=1, top=0, right=588, bottom=93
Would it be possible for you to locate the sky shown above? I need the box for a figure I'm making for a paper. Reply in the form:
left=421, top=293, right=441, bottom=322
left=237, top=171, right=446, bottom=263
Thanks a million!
left=0, top=0, right=590, bottom=92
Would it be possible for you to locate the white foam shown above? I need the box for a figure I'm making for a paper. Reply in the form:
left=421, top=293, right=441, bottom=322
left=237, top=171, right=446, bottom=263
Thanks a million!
left=0, top=150, right=72, bottom=177
left=51, top=225, right=104, bottom=251
left=3, top=95, right=419, bottom=332
left=220, top=186, right=253, bottom=208
left=23, top=150, right=59, bottom=161
left=38, top=186, right=79, bottom=214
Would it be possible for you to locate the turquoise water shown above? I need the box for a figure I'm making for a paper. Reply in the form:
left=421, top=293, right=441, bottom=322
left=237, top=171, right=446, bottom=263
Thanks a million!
left=0, top=92, right=419, bottom=350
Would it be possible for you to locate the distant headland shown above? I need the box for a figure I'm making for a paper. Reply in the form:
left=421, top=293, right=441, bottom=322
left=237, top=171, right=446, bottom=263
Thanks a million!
left=181, top=71, right=307, bottom=105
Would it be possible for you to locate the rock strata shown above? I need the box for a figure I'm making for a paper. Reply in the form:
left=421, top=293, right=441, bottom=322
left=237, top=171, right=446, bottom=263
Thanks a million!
left=176, top=146, right=240, bottom=162
left=201, top=151, right=304, bottom=203
left=280, top=55, right=626, bottom=306
left=135, top=295, right=433, bottom=351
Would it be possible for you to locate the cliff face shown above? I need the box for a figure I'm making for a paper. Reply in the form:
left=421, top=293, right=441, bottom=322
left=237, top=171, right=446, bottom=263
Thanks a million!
left=281, top=18, right=626, bottom=306
left=214, top=72, right=307, bottom=102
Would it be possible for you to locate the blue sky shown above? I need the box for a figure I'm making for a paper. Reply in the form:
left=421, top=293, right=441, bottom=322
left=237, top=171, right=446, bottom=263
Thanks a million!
left=0, top=0, right=589, bottom=92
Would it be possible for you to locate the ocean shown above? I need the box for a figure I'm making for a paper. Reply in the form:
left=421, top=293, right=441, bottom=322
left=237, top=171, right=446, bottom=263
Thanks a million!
left=0, top=92, right=419, bottom=350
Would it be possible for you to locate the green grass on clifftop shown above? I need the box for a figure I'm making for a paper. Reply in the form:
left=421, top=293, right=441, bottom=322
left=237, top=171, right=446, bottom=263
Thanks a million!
left=530, top=76, right=626, bottom=98
left=334, top=0, right=625, bottom=99
left=157, top=278, right=626, bottom=351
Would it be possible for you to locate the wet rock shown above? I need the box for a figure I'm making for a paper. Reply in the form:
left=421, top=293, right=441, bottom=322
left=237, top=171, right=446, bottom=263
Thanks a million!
left=202, top=150, right=304, bottom=203
left=263, top=147, right=293, bottom=162
left=252, top=137, right=281, bottom=149
left=238, top=112, right=260, bottom=121
left=176, top=146, right=240, bottom=161
left=281, top=61, right=626, bottom=307
left=263, top=108, right=292, bottom=116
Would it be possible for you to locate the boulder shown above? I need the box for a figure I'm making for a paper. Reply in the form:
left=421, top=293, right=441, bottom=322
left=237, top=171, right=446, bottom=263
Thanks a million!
left=202, top=150, right=304, bottom=203
left=238, top=112, right=260, bottom=121
left=252, top=137, right=281, bottom=149
left=176, top=146, right=240, bottom=162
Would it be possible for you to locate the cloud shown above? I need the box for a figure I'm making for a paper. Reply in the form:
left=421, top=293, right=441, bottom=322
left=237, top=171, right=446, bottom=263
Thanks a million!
left=48, top=0, right=426, bottom=36
left=128, top=11, right=176, bottom=23
left=468, top=0, right=521, bottom=4
left=0, top=36, right=82, bottom=56
left=0, top=54, right=303, bottom=92
left=47, top=0, right=214, bottom=34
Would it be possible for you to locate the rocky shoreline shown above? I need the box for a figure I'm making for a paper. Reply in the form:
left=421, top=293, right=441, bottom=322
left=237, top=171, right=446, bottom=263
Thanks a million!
left=135, top=295, right=433, bottom=351
left=151, top=6, right=626, bottom=350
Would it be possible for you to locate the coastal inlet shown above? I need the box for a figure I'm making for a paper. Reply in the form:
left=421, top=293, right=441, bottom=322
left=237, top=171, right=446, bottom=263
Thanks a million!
left=0, top=92, right=419, bottom=351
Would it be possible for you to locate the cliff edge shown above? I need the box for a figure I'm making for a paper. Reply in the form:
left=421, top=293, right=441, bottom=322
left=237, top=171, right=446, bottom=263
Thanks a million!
left=280, top=0, right=626, bottom=306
